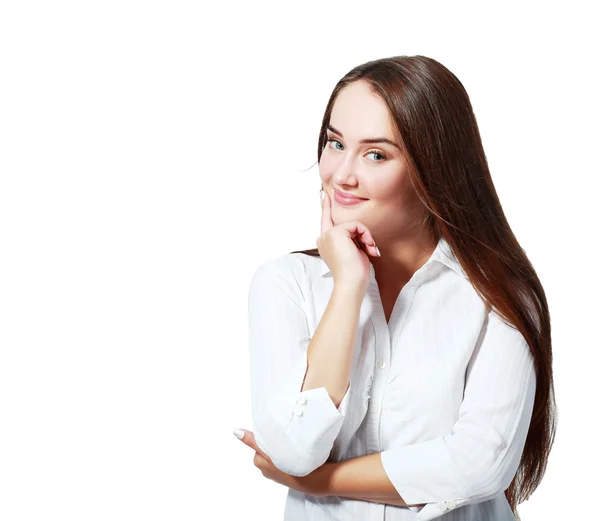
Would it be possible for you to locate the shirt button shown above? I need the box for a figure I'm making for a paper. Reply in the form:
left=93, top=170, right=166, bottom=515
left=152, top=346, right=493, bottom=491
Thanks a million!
left=378, top=360, right=387, bottom=368
left=447, top=500, right=456, bottom=509
left=297, top=396, right=307, bottom=405
left=440, top=501, right=449, bottom=512
left=293, top=405, right=304, bottom=416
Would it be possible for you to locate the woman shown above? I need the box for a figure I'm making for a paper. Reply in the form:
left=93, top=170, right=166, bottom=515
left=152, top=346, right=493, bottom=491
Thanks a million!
left=234, top=55, right=556, bottom=521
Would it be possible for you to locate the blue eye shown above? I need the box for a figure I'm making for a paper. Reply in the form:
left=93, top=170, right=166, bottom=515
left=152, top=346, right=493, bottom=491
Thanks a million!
left=327, top=138, right=343, bottom=150
left=367, top=151, right=386, bottom=161
left=326, top=138, right=387, bottom=162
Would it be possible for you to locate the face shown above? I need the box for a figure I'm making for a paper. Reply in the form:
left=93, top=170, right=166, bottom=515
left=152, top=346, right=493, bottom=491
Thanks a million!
left=319, top=80, right=424, bottom=241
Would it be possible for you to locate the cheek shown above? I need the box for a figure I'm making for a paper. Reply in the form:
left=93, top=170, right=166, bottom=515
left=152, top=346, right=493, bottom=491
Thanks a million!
left=366, top=177, right=403, bottom=201
left=318, top=154, right=336, bottom=183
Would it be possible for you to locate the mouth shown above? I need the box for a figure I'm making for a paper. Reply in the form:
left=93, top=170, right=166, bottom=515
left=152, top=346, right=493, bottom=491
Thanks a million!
left=333, top=189, right=368, bottom=205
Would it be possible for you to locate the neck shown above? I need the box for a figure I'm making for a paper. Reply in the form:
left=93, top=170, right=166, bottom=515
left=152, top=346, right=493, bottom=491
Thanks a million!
left=369, top=233, right=438, bottom=288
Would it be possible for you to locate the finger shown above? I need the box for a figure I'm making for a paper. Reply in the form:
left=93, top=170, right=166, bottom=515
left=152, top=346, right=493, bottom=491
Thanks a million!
left=353, top=238, right=366, bottom=252
left=354, top=239, right=375, bottom=258
left=235, top=428, right=256, bottom=450
left=253, top=452, right=266, bottom=469
left=342, top=221, right=379, bottom=257
left=320, top=190, right=334, bottom=235
left=238, top=430, right=272, bottom=462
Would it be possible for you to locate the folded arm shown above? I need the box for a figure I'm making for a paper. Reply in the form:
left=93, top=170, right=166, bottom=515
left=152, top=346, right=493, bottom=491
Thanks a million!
left=321, top=452, right=425, bottom=508
left=320, top=310, right=537, bottom=521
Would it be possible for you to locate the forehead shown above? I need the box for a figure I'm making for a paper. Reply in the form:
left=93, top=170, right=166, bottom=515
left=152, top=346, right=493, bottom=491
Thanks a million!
left=330, top=81, right=395, bottom=138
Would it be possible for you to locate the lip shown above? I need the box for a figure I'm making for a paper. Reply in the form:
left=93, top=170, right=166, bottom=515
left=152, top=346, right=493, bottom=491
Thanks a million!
left=333, top=189, right=368, bottom=205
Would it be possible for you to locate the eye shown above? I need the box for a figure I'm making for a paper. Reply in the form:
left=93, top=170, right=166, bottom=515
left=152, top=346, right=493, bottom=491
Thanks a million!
left=326, top=138, right=343, bottom=150
left=366, top=150, right=387, bottom=162
left=326, top=137, right=386, bottom=162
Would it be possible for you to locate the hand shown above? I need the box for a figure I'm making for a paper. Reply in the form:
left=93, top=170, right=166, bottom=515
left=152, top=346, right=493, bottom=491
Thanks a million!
left=318, top=189, right=379, bottom=294
left=234, top=428, right=326, bottom=497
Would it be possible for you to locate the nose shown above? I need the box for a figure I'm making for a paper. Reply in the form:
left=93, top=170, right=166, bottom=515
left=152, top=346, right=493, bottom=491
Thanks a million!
left=333, top=154, right=358, bottom=186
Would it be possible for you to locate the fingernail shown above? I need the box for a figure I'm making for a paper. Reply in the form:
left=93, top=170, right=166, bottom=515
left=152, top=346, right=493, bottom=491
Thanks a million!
left=233, top=428, right=245, bottom=440
left=376, top=246, right=381, bottom=257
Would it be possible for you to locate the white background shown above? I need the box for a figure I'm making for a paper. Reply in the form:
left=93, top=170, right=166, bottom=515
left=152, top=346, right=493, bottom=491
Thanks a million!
left=1, top=1, right=597, bottom=519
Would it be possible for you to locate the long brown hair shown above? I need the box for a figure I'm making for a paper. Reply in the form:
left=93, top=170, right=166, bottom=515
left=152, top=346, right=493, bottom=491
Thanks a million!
left=290, top=55, right=556, bottom=519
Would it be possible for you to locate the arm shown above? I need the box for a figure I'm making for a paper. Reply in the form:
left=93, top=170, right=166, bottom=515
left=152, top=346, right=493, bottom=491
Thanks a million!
left=310, top=310, right=536, bottom=521
left=314, top=454, right=426, bottom=507
left=301, top=280, right=364, bottom=406
left=248, top=259, right=363, bottom=477
left=377, top=310, right=537, bottom=520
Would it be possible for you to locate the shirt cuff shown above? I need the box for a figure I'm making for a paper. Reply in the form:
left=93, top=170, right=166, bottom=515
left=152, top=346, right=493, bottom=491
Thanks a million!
left=380, top=437, right=469, bottom=520
left=253, top=348, right=348, bottom=476
left=336, top=381, right=351, bottom=416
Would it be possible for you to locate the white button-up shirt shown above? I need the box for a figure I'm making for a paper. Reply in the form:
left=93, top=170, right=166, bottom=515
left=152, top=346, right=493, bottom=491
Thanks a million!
left=247, top=237, right=536, bottom=521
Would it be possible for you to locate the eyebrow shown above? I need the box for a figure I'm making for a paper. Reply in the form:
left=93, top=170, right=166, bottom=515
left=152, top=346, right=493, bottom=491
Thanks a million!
left=327, top=124, right=401, bottom=150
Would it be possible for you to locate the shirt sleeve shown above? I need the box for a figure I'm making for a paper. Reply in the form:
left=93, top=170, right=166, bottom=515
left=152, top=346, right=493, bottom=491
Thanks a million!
left=248, top=260, right=351, bottom=477
left=380, top=308, right=537, bottom=521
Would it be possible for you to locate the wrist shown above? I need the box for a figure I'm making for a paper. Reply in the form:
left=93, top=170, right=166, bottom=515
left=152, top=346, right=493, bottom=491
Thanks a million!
left=332, top=283, right=366, bottom=303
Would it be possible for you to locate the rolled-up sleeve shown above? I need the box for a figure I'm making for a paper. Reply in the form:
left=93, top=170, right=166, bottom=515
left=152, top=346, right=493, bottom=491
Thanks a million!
left=248, top=260, right=351, bottom=477
left=380, top=309, right=537, bottom=521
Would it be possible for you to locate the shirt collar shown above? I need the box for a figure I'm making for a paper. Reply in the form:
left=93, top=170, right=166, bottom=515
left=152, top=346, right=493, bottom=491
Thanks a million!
left=318, top=236, right=467, bottom=280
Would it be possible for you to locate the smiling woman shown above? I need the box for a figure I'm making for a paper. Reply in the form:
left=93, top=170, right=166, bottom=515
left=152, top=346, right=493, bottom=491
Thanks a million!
left=243, top=54, right=556, bottom=521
